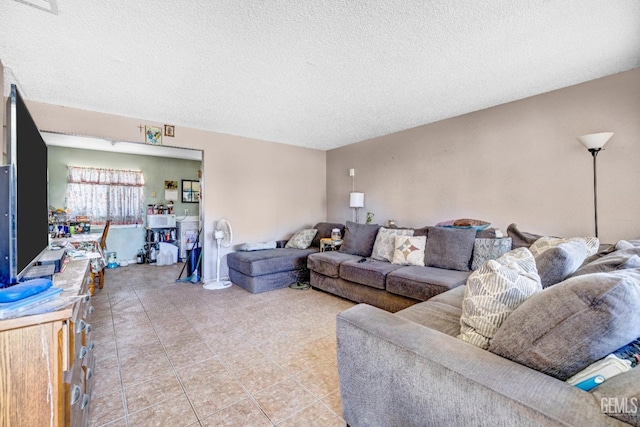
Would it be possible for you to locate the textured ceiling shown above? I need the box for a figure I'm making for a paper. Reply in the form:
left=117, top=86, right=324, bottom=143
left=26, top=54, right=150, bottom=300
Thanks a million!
left=1, top=1, right=639, bottom=151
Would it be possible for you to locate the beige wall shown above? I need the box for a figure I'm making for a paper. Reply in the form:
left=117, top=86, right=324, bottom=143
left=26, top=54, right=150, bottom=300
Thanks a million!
left=327, top=68, right=640, bottom=244
left=25, top=102, right=327, bottom=280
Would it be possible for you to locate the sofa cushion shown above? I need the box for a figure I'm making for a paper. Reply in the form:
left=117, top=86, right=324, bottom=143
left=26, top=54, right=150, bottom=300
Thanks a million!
left=236, top=241, right=277, bottom=251
left=227, top=247, right=318, bottom=277
left=490, top=270, right=640, bottom=381
left=529, top=236, right=600, bottom=258
left=458, top=248, right=542, bottom=349
left=311, top=222, right=345, bottom=248
left=534, top=240, right=590, bottom=288
left=470, top=237, right=513, bottom=271
left=396, top=285, right=466, bottom=337
left=506, top=223, right=545, bottom=249
left=339, top=221, right=380, bottom=257
left=391, top=236, right=427, bottom=266
left=371, top=227, right=414, bottom=262
left=411, top=225, right=432, bottom=238
left=307, top=251, right=360, bottom=278
left=424, top=226, right=476, bottom=271
left=572, top=247, right=640, bottom=277
left=339, top=258, right=404, bottom=290
left=285, top=228, right=318, bottom=249
left=386, top=266, right=471, bottom=301
left=615, top=239, right=640, bottom=250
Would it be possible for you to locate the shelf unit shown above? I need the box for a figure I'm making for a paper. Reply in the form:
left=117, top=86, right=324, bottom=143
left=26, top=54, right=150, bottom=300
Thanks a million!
left=144, top=227, right=178, bottom=263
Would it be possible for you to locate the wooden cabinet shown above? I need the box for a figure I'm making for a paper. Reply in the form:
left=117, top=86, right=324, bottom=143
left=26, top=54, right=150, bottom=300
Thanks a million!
left=0, top=259, right=94, bottom=427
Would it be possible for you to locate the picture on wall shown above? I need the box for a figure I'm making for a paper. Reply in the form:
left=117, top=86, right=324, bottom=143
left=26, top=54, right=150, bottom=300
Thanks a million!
left=145, top=125, right=162, bottom=145
left=182, top=179, right=200, bottom=203
left=165, top=180, right=178, bottom=201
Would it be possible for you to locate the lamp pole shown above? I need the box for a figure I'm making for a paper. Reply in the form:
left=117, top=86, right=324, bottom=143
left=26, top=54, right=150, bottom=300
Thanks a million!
left=589, top=148, right=600, bottom=238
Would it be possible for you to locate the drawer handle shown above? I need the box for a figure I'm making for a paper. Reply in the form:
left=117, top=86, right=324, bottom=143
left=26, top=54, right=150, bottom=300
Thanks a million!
left=79, top=346, right=88, bottom=359
left=86, top=324, right=92, bottom=334
left=80, top=394, right=90, bottom=409
left=82, top=295, right=90, bottom=303
left=76, top=320, right=86, bottom=334
left=71, top=385, right=82, bottom=404
left=89, top=305, right=95, bottom=314
left=89, top=341, right=95, bottom=351
left=86, top=368, right=93, bottom=380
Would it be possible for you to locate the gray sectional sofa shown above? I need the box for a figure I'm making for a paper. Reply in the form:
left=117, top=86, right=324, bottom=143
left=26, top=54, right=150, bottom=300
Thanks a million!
left=308, top=221, right=500, bottom=312
left=227, top=222, right=344, bottom=293
left=337, top=232, right=640, bottom=426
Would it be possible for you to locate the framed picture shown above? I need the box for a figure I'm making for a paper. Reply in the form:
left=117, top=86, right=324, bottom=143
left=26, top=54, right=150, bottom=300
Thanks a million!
left=182, top=179, right=200, bottom=203
left=164, top=180, right=178, bottom=202
left=145, top=125, right=162, bottom=145
left=164, top=124, right=175, bottom=137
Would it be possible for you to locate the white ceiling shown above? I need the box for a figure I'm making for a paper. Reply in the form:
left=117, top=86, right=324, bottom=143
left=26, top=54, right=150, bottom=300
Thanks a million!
left=2, top=1, right=639, bottom=151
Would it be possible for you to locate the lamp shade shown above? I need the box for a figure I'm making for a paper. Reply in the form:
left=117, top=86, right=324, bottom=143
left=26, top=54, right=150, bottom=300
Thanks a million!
left=577, top=132, right=614, bottom=150
left=349, top=192, right=364, bottom=208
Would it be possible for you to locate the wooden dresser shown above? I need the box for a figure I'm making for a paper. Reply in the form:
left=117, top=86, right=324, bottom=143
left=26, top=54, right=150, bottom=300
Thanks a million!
left=0, top=258, right=95, bottom=427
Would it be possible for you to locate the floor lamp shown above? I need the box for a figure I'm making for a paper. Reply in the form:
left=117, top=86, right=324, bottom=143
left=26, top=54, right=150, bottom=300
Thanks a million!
left=577, top=132, right=614, bottom=238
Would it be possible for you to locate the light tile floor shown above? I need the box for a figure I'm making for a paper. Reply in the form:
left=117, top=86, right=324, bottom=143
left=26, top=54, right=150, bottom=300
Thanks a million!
left=88, top=263, right=355, bottom=426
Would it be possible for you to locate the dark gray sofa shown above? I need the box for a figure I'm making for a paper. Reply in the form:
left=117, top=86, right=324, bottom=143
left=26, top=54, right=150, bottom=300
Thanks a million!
left=309, top=254, right=471, bottom=312
left=227, top=222, right=344, bottom=293
left=308, top=222, right=496, bottom=312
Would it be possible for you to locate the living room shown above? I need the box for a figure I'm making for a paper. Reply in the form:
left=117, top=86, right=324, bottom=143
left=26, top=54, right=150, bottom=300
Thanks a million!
left=1, top=1, right=640, bottom=426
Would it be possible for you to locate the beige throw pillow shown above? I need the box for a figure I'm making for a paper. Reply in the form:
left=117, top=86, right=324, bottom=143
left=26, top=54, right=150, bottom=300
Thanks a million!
left=371, top=227, right=414, bottom=262
left=458, top=247, right=542, bottom=349
left=285, top=229, right=318, bottom=249
left=391, top=236, right=427, bottom=266
left=529, top=236, right=599, bottom=257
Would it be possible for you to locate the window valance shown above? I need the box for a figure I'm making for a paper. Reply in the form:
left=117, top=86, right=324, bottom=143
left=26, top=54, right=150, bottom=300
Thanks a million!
left=67, top=166, right=145, bottom=186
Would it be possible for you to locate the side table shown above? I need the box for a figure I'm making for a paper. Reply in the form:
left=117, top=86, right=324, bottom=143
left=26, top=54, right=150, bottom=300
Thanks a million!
left=320, top=238, right=343, bottom=252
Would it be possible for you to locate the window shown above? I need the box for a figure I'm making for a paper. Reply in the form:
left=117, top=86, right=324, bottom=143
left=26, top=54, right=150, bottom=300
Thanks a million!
left=64, top=166, right=145, bottom=225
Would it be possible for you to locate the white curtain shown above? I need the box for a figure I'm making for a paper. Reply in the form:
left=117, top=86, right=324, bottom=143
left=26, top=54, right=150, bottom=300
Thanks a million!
left=65, top=166, right=145, bottom=225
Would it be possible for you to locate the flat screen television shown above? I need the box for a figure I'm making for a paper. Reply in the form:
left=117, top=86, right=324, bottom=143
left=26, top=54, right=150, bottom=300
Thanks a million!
left=0, top=84, right=49, bottom=286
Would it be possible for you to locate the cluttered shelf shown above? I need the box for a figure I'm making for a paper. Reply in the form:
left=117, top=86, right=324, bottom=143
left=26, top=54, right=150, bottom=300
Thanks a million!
left=0, top=258, right=90, bottom=330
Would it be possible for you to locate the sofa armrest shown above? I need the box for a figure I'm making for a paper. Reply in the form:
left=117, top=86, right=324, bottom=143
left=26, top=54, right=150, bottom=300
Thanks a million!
left=337, top=304, right=626, bottom=427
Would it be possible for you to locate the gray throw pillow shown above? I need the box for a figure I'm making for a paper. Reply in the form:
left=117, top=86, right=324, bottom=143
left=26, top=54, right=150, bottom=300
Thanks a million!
left=470, top=237, right=513, bottom=271
left=424, top=226, right=476, bottom=271
left=506, top=223, right=545, bottom=249
left=572, top=247, right=640, bottom=277
left=534, top=240, right=590, bottom=288
left=339, top=221, right=380, bottom=257
left=489, top=270, right=640, bottom=381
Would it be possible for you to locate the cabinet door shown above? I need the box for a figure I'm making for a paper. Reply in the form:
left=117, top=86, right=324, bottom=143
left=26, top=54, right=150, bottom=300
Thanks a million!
left=0, top=321, right=65, bottom=426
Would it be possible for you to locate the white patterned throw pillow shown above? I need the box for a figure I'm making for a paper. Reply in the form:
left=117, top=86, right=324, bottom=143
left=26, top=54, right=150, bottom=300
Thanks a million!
left=529, top=236, right=599, bottom=257
left=371, top=227, right=414, bottom=262
left=458, top=247, right=542, bottom=349
left=285, top=229, right=318, bottom=249
left=391, top=236, right=427, bottom=266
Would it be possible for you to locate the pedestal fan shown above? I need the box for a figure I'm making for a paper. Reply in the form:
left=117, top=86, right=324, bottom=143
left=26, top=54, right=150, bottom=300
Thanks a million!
left=203, top=219, right=233, bottom=290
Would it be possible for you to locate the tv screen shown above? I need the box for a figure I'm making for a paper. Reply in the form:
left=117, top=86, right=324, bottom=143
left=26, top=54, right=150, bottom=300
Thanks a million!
left=0, top=84, right=49, bottom=286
